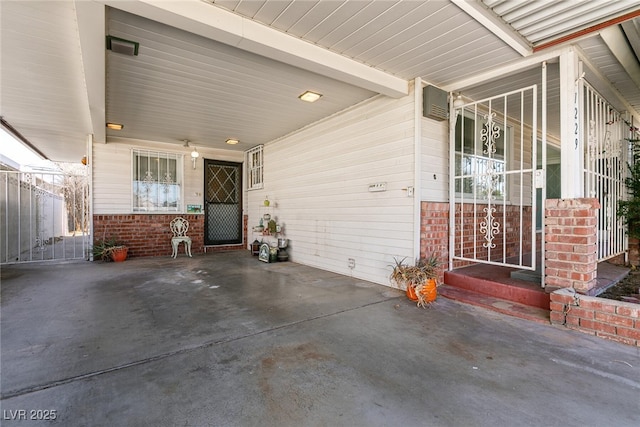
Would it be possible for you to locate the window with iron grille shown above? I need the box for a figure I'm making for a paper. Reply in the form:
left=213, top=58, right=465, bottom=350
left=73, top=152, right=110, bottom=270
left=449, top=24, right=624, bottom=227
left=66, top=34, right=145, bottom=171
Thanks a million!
left=454, top=114, right=509, bottom=201
left=246, top=145, right=263, bottom=190
left=132, top=149, right=182, bottom=212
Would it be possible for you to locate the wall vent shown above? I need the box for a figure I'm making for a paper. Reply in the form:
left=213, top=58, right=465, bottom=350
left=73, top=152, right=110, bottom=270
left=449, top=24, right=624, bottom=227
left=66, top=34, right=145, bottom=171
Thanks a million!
left=106, top=36, right=139, bottom=56
left=423, top=85, right=448, bottom=121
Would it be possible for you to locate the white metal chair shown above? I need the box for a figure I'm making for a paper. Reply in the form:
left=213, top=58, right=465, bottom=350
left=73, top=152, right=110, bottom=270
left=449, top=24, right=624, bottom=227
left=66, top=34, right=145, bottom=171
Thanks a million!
left=170, top=217, right=192, bottom=258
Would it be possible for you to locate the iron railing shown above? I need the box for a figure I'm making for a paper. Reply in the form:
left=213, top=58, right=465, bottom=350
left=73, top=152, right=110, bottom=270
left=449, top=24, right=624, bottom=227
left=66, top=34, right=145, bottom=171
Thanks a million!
left=583, top=83, right=629, bottom=262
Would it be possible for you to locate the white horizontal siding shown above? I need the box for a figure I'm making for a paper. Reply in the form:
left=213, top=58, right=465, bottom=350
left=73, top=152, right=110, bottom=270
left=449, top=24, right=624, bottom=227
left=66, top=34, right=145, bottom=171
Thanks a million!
left=92, top=142, right=133, bottom=214
left=420, top=117, right=449, bottom=202
left=249, top=93, right=417, bottom=287
left=93, top=140, right=243, bottom=214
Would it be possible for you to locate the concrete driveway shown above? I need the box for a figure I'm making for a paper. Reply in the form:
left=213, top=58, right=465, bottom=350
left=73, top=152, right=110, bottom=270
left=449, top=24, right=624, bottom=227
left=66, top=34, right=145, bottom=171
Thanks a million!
left=1, top=252, right=639, bottom=426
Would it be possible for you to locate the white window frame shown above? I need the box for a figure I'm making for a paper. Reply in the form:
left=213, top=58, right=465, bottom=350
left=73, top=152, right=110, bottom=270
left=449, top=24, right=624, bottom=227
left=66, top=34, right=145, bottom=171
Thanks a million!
left=132, top=148, right=183, bottom=212
left=246, top=145, right=264, bottom=190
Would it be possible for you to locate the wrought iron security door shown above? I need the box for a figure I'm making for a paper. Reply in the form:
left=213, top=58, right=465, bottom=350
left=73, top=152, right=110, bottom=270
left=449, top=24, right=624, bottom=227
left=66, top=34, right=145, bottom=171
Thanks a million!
left=449, top=85, right=543, bottom=277
left=204, top=160, right=242, bottom=245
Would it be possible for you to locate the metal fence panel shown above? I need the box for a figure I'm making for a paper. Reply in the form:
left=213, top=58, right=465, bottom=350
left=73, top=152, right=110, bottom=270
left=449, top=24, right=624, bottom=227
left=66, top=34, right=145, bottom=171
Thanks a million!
left=0, top=170, right=90, bottom=264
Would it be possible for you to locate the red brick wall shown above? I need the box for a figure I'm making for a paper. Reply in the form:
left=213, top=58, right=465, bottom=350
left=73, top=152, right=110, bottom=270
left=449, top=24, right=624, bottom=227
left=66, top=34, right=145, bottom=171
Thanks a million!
left=93, top=214, right=247, bottom=258
left=545, top=198, right=600, bottom=294
left=550, top=288, right=640, bottom=347
left=420, top=202, right=449, bottom=259
left=420, top=202, right=449, bottom=283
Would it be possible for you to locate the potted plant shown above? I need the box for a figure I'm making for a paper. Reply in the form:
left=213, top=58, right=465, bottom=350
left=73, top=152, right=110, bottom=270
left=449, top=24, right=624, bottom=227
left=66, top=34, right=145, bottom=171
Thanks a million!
left=390, top=252, right=442, bottom=307
left=108, top=245, right=129, bottom=262
left=416, top=252, right=442, bottom=304
left=92, top=236, right=128, bottom=262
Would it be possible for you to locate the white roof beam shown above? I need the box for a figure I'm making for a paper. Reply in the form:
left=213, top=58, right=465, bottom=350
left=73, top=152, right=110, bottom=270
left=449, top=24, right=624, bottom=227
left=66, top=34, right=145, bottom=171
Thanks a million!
left=600, top=25, right=640, bottom=90
left=451, top=0, right=532, bottom=57
left=575, top=45, right=640, bottom=121
left=100, top=0, right=408, bottom=98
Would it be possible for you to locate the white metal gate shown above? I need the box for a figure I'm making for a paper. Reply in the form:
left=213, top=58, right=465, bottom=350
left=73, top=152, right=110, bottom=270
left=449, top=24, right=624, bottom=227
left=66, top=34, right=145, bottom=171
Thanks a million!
left=449, top=85, right=543, bottom=276
left=0, top=169, right=90, bottom=263
left=583, top=83, right=629, bottom=261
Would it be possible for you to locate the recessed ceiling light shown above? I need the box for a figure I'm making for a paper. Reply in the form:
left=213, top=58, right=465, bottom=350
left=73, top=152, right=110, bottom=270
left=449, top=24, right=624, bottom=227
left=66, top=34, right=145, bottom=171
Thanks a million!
left=226, top=138, right=239, bottom=145
left=299, top=91, right=322, bottom=103
left=106, top=122, right=123, bottom=130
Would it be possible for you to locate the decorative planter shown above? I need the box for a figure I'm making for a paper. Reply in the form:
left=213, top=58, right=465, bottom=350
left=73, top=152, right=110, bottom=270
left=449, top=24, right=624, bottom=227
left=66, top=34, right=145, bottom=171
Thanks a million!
left=110, top=247, right=128, bottom=262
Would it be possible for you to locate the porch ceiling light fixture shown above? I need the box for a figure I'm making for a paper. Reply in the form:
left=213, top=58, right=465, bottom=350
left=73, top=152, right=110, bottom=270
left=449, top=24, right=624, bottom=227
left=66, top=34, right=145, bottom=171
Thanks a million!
left=452, top=93, right=465, bottom=108
left=183, top=139, right=200, bottom=169
left=298, top=90, right=322, bottom=103
left=190, top=147, right=199, bottom=169
left=226, top=138, right=239, bottom=145
left=106, top=122, right=123, bottom=130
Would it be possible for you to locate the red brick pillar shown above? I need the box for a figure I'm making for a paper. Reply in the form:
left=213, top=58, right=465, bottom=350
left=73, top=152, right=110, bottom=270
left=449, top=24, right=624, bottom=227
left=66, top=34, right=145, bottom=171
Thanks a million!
left=545, top=198, right=600, bottom=295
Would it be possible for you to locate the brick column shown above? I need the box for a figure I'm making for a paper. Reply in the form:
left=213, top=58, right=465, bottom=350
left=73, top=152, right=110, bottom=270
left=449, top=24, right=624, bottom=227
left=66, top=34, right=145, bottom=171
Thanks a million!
left=545, top=198, right=600, bottom=294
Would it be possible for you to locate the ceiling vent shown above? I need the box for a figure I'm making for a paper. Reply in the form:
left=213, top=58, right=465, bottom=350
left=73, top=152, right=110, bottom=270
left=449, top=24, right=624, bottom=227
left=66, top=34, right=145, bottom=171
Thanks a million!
left=106, top=36, right=139, bottom=56
left=423, top=85, right=448, bottom=121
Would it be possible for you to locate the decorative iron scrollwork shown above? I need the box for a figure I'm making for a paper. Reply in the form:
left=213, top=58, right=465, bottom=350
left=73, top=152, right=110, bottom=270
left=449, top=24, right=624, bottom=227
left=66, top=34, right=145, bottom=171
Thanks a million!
left=481, top=113, right=500, bottom=156
left=479, top=206, right=499, bottom=249
left=161, top=172, right=173, bottom=194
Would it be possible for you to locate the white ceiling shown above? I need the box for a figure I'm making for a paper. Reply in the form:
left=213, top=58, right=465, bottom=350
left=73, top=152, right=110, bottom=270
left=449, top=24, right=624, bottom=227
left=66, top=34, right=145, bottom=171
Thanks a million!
left=1, top=0, right=639, bottom=163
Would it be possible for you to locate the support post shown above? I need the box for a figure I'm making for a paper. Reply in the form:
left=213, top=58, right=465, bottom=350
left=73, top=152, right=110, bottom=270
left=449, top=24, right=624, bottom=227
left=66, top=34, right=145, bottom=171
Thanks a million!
left=559, top=48, right=584, bottom=199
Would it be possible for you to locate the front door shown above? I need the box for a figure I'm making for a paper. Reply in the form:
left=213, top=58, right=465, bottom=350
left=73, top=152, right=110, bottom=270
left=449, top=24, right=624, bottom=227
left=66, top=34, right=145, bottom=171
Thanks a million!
left=204, top=160, right=243, bottom=246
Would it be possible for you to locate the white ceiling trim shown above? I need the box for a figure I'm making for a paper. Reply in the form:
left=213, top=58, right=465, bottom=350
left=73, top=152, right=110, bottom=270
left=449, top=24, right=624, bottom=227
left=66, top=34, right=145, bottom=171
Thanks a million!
left=100, top=0, right=408, bottom=98
left=451, top=0, right=531, bottom=57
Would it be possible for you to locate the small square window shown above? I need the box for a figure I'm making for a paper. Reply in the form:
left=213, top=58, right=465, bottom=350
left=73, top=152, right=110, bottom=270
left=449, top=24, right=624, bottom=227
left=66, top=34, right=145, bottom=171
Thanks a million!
left=246, top=145, right=263, bottom=190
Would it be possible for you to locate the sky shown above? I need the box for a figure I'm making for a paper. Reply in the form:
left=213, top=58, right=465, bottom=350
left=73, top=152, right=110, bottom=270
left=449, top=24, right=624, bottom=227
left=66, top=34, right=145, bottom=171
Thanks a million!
left=0, top=128, right=57, bottom=170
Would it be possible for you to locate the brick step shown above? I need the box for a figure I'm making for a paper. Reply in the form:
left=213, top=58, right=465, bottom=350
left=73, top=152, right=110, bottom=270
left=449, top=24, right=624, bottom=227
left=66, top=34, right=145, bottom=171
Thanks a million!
left=439, top=284, right=550, bottom=324
left=445, top=269, right=550, bottom=310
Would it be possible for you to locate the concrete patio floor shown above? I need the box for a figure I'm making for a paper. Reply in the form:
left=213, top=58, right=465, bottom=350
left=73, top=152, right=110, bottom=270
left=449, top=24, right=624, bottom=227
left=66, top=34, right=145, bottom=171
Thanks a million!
left=1, top=252, right=639, bottom=426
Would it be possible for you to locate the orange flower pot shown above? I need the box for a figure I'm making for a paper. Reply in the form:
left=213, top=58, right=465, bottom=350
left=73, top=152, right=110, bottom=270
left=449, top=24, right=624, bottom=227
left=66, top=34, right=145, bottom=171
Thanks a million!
left=406, top=284, right=418, bottom=301
left=110, top=247, right=128, bottom=262
left=421, top=278, right=438, bottom=303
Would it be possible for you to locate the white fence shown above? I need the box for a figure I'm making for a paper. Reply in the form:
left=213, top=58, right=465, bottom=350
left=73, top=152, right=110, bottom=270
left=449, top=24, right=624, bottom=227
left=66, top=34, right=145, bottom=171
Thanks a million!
left=0, top=170, right=90, bottom=263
